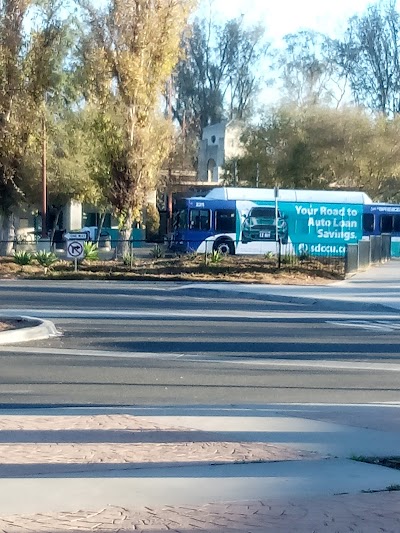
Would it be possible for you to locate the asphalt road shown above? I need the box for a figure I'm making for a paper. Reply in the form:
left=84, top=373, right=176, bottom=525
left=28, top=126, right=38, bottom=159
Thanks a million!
left=0, top=280, right=400, bottom=406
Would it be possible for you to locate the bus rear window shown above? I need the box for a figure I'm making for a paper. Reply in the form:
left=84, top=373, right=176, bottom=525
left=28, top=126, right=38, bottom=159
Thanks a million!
left=215, top=209, right=236, bottom=233
left=189, top=209, right=210, bottom=231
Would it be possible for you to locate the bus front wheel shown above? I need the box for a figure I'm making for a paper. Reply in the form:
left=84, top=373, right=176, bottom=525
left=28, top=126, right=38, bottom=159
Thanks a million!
left=213, top=239, right=234, bottom=255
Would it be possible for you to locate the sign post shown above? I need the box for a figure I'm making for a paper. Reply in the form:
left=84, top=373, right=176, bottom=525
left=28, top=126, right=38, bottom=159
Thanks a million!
left=65, top=232, right=87, bottom=272
left=274, top=186, right=279, bottom=242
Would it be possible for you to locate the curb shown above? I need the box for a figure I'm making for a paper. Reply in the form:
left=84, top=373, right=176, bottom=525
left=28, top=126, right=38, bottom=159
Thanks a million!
left=0, top=316, right=61, bottom=345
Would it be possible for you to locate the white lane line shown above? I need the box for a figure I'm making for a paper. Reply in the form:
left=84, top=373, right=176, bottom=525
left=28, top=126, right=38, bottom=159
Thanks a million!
left=0, top=309, right=283, bottom=319
left=2, top=309, right=400, bottom=321
left=0, top=346, right=399, bottom=372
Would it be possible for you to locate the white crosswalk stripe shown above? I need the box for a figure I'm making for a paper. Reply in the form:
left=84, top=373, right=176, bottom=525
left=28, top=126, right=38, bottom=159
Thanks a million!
left=326, top=320, right=400, bottom=332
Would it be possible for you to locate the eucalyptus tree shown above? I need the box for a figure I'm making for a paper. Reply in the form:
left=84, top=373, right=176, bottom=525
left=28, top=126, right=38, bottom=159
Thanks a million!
left=171, top=15, right=270, bottom=140
left=334, top=0, right=400, bottom=115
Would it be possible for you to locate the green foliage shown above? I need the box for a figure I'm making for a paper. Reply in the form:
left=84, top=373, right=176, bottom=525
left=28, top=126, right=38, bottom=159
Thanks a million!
left=387, top=484, right=400, bottom=491
left=208, top=250, right=223, bottom=264
left=264, top=251, right=275, bottom=259
left=173, top=16, right=270, bottom=138
left=235, top=104, right=400, bottom=200
left=145, top=203, right=160, bottom=236
left=13, top=251, right=33, bottom=267
left=298, top=251, right=311, bottom=262
left=35, top=250, right=58, bottom=273
left=280, top=253, right=294, bottom=266
left=80, top=0, right=194, bottom=257
left=150, top=245, right=164, bottom=259
left=122, top=252, right=136, bottom=267
left=335, top=1, right=400, bottom=116
left=83, top=241, right=99, bottom=261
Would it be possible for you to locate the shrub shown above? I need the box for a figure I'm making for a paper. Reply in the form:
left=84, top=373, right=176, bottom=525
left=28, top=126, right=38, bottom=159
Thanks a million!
left=35, top=250, right=58, bottom=274
left=150, top=244, right=164, bottom=259
left=83, top=242, right=99, bottom=261
left=208, top=250, right=223, bottom=264
left=145, top=203, right=160, bottom=236
left=298, top=251, right=311, bottom=262
left=13, top=251, right=33, bottom=268
left=122, top=252, right=136, bottom=267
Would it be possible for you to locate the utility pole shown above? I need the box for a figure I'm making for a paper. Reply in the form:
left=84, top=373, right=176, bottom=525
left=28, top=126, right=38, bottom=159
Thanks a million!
left=41, top=102, right=47, bottom=238
left=256, top=163, right=259, bottom=188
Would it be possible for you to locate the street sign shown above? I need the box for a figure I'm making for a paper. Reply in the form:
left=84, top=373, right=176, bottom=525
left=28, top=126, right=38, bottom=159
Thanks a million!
left=65, top=232, right=88, bottom=241
left=67, top=240, right=84, bottom=259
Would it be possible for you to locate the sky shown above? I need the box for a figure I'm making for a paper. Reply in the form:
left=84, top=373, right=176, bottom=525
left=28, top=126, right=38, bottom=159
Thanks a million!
left=198, top=0, right=377, bottom=45
left=196, top=0, right=380, bottom=107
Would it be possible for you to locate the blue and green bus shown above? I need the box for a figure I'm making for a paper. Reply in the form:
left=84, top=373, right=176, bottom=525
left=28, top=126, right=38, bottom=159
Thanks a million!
left=169, top=187, right=373, bottom=255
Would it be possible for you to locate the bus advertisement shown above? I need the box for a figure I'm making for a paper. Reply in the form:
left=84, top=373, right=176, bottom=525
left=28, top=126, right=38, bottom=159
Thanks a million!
left=169, top=187, right=372, bottom=256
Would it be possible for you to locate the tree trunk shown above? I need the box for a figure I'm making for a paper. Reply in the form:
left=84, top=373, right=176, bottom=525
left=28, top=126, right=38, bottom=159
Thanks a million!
left=49, top=207, right=62, bottom=250
left=0, top=212, right=15, bottom=256
left=118, top=212, right=133, bottom=258
left=95, top=211, right=107, bottom=245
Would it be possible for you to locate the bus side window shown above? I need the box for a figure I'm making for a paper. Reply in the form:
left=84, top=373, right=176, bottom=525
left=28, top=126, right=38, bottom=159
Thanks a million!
left=394, top=215, right=400, bottom=233
left=215, top=210, right=236, bottom=233
left=380, top=215, right=393, bottom=233
left=363, top=213, right=375, bottom=233
left=190, top=209, right=210, bottom=231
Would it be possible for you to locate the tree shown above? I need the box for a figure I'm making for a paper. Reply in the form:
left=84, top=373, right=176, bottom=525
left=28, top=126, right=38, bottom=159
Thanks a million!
left=234, top=104, right=400, bottom=199
left=79, top=0, right=194, bottom=255
left=171, top=16, right=270, bottom=141
left=0, top=0, right=72, bottom=255
left=334, top=0, right=400, bottom=115
left=277, top=30, right=348, bottom=107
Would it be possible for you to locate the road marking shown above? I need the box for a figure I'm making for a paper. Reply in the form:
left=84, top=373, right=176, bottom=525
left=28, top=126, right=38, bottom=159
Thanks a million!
left=0, top=346, right=400, bottom=372
left=2, top=308, right=400, bottom=321
left=326, top=320, right=400, bottom=332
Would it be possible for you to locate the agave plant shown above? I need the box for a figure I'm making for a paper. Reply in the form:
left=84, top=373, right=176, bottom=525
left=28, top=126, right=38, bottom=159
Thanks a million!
left=208, top=250, right=223, bottom=264
left=150, top=244, right=164, bottom=259
left=83, top=242, right=99, bottom=261
left=122, top=252, right=136, bottom=267
left=13, top=250, right=33, bottom=269
left=35, top=250, right=58, bottom=274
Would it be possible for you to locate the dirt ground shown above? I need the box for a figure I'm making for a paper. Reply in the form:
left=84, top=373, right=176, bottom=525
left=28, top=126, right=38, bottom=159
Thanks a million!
left=0, top=319, right=25, bottom=333
left=0, top=254, right=345, bottom=285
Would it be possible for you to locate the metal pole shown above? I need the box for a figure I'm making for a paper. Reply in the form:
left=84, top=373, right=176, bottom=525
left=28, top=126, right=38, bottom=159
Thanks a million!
left=41, top=109, right=47, bottom=238
left=274, top=185, right=279, bottom=243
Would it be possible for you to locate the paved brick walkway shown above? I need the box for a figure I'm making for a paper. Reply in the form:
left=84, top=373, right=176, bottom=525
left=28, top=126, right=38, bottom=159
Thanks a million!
left=0, top=414, right=317, bottom=477
left=0, top=493, right=399, bottom=532
left=0, top=413, right=398, bottom=532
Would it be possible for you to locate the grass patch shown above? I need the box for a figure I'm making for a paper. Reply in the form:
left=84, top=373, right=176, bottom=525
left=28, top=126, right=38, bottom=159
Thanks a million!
left=352, top=455, right=400, bottom=473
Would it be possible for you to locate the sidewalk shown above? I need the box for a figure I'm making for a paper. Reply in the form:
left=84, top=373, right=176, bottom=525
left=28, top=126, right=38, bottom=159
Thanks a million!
left=176, top=259, right=400, bottom=312
left=0, top=405, right=400, bottom=531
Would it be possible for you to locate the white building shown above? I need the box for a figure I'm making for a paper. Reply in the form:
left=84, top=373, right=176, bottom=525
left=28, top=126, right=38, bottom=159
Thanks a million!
left=197, top=120, right=245, bottom=183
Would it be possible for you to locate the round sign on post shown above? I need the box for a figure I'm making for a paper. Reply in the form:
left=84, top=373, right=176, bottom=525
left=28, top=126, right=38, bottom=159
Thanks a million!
left=67, top=240, right=84, bottom=259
